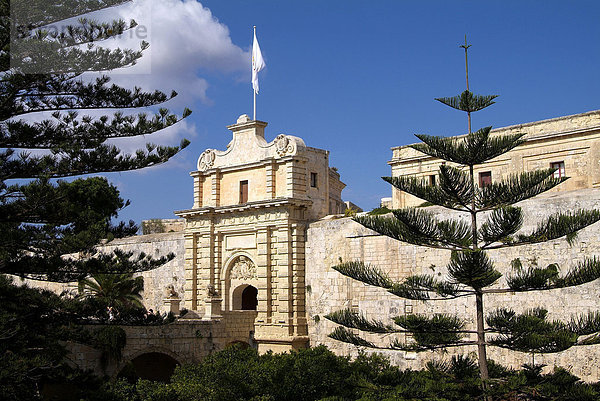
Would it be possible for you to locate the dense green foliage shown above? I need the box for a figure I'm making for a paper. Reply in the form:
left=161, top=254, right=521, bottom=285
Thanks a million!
left=79, top=272, right=145, bottom=310
left=90, top=345, right=600, bottom=401
left=0, top=1, right=190, bottom=397
left=1, top=0, right=190, bottom=282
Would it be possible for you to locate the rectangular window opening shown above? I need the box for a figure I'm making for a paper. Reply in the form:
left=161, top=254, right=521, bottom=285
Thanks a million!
left=239, top=180, right=248, bottom=204
left=310, top=172, right=318, bottom=188
left=550, top=161, right=565, bottom=178
left=428, top=174, right=436, bottom=186
left=479, top=171, right=492, bottom=187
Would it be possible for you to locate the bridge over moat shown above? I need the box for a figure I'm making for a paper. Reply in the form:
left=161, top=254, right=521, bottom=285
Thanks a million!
left=70, top=311, right=257, bottom=379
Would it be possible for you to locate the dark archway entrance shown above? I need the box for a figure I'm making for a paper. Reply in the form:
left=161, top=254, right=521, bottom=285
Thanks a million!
left=118, top=352, right=179, bottom=383
left=241, top=285, right=258, bottom=310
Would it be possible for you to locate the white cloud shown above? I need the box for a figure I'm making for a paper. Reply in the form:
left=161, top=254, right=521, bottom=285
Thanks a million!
left=83, top=0, right=249, bottom=106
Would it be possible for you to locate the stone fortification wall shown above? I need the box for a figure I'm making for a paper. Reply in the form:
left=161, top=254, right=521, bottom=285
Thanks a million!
left=305, top=188, right=600, bottom=381
left=22, top=232, right=185, bottom=314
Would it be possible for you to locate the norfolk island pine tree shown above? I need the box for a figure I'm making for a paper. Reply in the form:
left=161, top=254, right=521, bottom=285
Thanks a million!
left=1, top=0, right=192, bottom=282
left=325, top=39, right=600, bottom=392
left=0, top=1, right=192, bottom=397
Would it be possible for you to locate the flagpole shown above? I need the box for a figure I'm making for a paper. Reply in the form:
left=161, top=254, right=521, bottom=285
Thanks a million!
left=253, top=26, right=257, bottom=121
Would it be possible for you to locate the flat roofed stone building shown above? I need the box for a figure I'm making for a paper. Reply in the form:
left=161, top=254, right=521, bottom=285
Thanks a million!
left=390, top=110, right=600, bottom=208
left=175, top=114, right=345, bottom=352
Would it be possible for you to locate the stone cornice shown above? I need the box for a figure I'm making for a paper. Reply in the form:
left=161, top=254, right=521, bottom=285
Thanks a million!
left=389, top=109, right=600, bottom=166
left=175, top=198, right=312, bottom=218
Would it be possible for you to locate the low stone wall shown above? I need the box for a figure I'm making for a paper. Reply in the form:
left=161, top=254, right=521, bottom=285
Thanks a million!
left=22, top=232, right=186, bottom=314
left=305, top=188, right=600, bottom=381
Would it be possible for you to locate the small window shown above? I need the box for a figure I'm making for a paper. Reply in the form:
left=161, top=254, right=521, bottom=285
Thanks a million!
left=550, top=161, right=565, bottom=178
left=479, top=171, right=492, bottom=187
left=428, top=174, right=436, bottom=186
left=310, top=172, right=318, bottom=188
left=239, top=180, right=248, bottom=203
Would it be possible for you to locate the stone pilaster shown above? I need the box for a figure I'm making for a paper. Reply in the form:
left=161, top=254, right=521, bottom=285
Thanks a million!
left=193, top=173, right=203, bottom=208
left=266, top=161, right=276, bottom=199
left=211, top=170, right=221, bottom=207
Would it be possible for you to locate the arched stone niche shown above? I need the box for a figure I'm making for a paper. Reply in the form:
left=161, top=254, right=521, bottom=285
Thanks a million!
left=223, top=253, right=259, bottom=311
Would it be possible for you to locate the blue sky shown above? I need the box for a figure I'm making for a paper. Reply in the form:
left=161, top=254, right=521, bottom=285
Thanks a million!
left=98, top=0, right=600, bottom=225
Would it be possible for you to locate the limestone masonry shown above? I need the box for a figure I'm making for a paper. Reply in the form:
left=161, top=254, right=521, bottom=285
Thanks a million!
left=174, top=114, right=345, bottom=352
left=25, top=110, right=600, bottom=380
left=390, top=110, right=600, bottom=208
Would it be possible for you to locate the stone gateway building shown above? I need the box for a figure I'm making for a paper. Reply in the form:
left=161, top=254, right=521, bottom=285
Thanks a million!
left=174, top=114, right=346, bottom=352
left=27, top=110, right=600, bottom=380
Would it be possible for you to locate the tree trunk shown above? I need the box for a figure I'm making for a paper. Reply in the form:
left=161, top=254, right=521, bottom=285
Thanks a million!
left=476, top=290, right=490, bottom=393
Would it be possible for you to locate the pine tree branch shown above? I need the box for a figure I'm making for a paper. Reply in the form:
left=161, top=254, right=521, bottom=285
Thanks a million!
left=388, top=274, right=464, bottom=300
left=486, top=308, right=578, bottom=353
left=2, top=248, right=176, bottom=282
left=447, top=250, right=501, bottom=289
left=328, top=326, right=379, bottom=348
left=568, top=311, right=600, bottom=336
left=332, top=261, right=393, bottom=288
left=1, top=108, right=192, bottom=149
left=390, top=340, right=479, bottom=352
left=325, top=308, right=479, bottom=334
left=331, top=261, right=473, bottom=300
left=325, top=309, right=397, bottom=333
left=477, top=169, right=567, bottom=210
left=435, top=90, right=498, bottom=113
left=486, top=210, right=600, bottom=249
left=480, top=206, right=523, bottom=247
left=382, top=164, right=473, bottom=212
left=354, top=211, right=471, bottom=251
left=328, top=327, right=478, bottom=351
left=1, top=139, right=190, bottom=180
left=412, top=127, right=526, bottom=166
left=9, top=0, right=132, bottom=30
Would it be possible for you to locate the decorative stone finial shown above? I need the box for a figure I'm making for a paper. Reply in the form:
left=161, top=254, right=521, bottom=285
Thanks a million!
left=237, top=114, right=251, bottom=124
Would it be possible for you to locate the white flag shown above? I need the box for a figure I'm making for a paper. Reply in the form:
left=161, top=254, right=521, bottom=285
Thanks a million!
left=252, top=31, right=266, bottom=94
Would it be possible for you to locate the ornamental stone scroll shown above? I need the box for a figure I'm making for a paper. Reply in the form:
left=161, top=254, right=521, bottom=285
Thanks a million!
left=197, top=149, right=216, bottom=170
left=275, top=134, right=295, bottom=157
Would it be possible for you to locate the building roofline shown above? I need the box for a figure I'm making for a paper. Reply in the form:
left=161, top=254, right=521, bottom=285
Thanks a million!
left=390, top=109, right=600, bottom=152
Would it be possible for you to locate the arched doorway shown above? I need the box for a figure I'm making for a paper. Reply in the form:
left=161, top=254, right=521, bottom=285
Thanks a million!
left=118, top=352, right=179, bottom=383
left=232, top=284, right=258, bottom=310
left=242, top=285, right=258, bottom=310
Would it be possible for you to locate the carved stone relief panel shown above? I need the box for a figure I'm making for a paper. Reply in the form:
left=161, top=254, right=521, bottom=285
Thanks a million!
left=229, top=255, right=257, bottom=280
